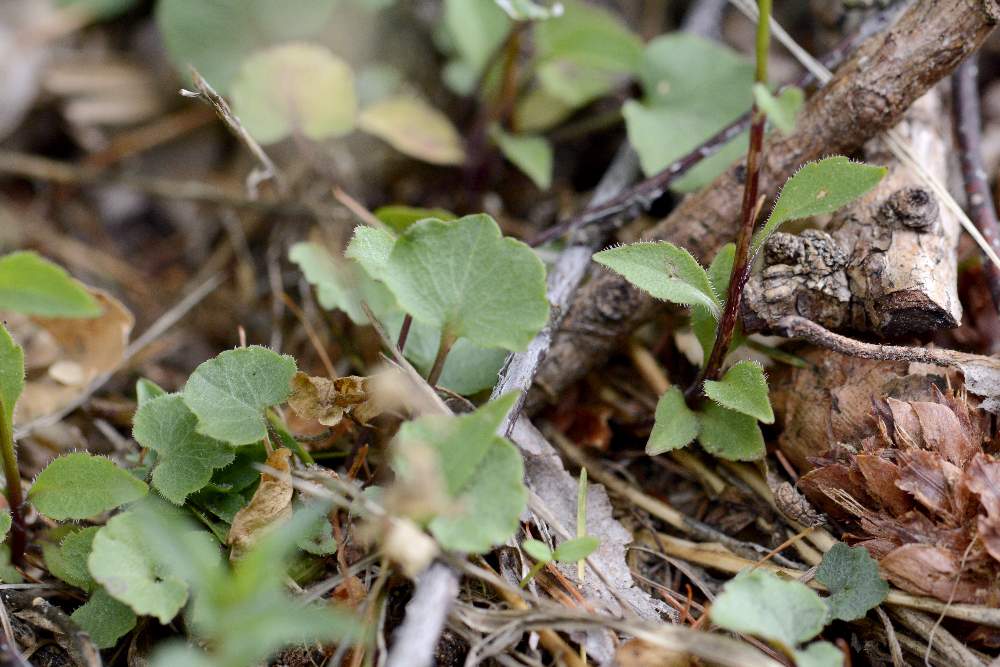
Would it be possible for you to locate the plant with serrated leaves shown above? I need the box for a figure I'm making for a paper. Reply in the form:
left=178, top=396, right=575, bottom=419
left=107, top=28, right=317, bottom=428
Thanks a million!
left=595, top=156, right=884, bottom=461
left=391, top=393, right=528, bottom=554
left=711, top=543, right=887, bottom=666
left=295, top=213, right=549, bottom=393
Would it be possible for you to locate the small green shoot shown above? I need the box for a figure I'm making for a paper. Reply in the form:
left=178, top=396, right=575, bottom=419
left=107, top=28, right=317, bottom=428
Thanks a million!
left=816, top=542, right=889, bottom=622
left=0, top=324, right=25, bottom=564
left=518, top=536, right=599, bottom=587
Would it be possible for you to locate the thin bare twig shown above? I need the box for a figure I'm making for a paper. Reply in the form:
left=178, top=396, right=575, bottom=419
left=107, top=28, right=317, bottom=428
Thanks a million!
left=952, top=55, right=1000, bottom=310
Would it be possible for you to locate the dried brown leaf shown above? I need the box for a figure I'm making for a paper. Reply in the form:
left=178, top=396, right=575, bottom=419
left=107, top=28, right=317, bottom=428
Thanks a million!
left=855, top=454, right=911, bottom=516
left=880, top=544, right=988, bottom=604
left=288, top=372, right=383, bottom=427
left=9, top=289, right=133, bottom=425
left=966, top=454, right=1000, bottom=562
left=227, top=448, right=293, bottom=560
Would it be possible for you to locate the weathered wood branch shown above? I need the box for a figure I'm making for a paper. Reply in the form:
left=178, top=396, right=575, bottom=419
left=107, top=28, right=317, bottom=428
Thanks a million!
left=528, top=0, right=999, bottom=411
left=742, top=89, right=962, bottom=337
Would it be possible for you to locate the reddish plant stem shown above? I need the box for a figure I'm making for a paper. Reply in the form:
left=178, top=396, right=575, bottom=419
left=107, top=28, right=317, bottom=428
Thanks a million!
left=696, top=111, right=767, bottom=388
left=426, top=332, right=456, bottom=388
left=397, top=314, right=413, bottom=353
left=689, top=0, right=771, bottom=395
left=952, top=55, right=1000, bottom=311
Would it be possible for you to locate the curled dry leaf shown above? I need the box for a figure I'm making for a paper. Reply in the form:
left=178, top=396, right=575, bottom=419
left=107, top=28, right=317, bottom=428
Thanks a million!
left=378, top=517, right=439, bottom=579
left=8, top=289, right=133, bottom=425
left=227, top=448, right=293, bottom=560
left=797, top=387, right=1000, bottom=605
left=288, top=372, right=384, bottom=427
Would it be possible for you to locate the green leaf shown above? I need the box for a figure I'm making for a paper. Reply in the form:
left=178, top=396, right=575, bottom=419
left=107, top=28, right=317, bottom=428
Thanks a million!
left=754, top=84, right=803, bottom=135
left=703, top=361, right=773, bottom=424
left=752, top=157, right=887, bottom=254
left=150, top=642, right=217, bottom=667
left=794, top=642, right=843, bottom=667
left=0, top=546, right=21, bottom=583
left=374, top=206, right=456, bottom=232
left=0, top=251, right=101, bottom=318
left=358, top=95, right=466, bottom=166
left=156, top=0, right=338, bottom=92
left=625, top=33, right=752, bottom=191
left=399, top=319, right=508, bottom=395
left=133, top=394, right=236, bottom=505
left=711, top=569, right=828, bottom=651
left=534, top=0, right=641, bottom=107
left=30, top=453, right=148, bottom=520
left=522, top=539, right=553, bottom=562
left=89, top=511, right=210, bottom=624
left=136, top=378, right=167, bottom=407
left=816, top=542, right=889, bottom=622
left=490, top=127, right=553, bottom=189
left=593, top=242, right=719, bottom=315
left=290, top=241, right=396, bottom=325
left=697, top=403, right=765, bottom=461
left=0, top=511, right=9, bottom=541
left=494, top=0, right=564, bottom=21
left=443, top=0, right=510, bottom=76
left=382, top=215, right=549, bottom=351
left=345, top=226, right=397, bottom=276
left=691, top=243, right=738, bottom=359
left=647, top=386, right=699, bottom=455
left=708, top=243, right=736, bottom=297
left=46, top=527, right=99, bottom=591
left=395, top=394, right=527, bottom=553
left=71, top=588, right=137, bottom=649
left=552, top=535, right=599, bottom=562
left=182, top=346, right=297, bottom=446
left=231, top=43, right=357, bottom=144
left=296, top=500, right=338, bottom=556
left=0, top=323, right=24, bottom=428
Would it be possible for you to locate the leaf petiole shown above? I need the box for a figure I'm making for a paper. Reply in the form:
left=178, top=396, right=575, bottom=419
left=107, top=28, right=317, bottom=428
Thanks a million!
left=426, top=331, right=457, bottom=387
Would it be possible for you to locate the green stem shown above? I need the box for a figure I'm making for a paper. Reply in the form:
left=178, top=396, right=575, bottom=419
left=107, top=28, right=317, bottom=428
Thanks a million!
left=266, top=409, right=316, bottom=466
left=519, top=560, right=547, bottom=588
left=426, top=332, right=456, bottom=388
left=0, top=411, right=25, bottom=567
left=693, top=0, right=772, bottom=392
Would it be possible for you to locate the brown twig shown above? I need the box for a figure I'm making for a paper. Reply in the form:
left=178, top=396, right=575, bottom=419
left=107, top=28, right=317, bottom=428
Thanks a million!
left=952, top=55, right=1000, bottom=310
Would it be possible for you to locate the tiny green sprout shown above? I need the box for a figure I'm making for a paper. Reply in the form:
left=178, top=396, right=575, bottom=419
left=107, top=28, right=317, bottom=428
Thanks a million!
left=519, top=536, right=599, bottom=587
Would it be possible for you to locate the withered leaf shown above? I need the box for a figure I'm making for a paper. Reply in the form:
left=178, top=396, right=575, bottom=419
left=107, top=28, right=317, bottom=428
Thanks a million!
left=880, top=544, right=988, bottom=604
left=227, top=448, right=293, bottom=560
left=288, top=372, right=382, bottom=427
left=966, top=454, right=1000, bottom=562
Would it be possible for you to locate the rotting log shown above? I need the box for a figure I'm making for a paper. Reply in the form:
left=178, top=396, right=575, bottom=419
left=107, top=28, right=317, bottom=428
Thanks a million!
left=528, top=0, right=1000, bottom=411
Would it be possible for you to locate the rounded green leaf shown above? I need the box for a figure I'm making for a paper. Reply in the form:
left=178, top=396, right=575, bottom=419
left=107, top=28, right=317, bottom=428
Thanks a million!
left=46, top=526, right=100, bottom=591
left=711, top=569, right=828, bottom=651
left=181, top=346, right=297, bottom=446
left=794, top=641, right=843, bottom=667
left=395, top=395, right=527, bottom=553
left=551, top=536, right=599, bottom=562
left=29, top=453, right=148, bottom=520
left=231, top=42, right=357, bottom=144
left=647, top=386, right=699, bottom=455
left=133, top=394, right=236, bottom=505
left=490, top=127, right=553, bottom=190
left=696, top=403, right=765, bottom=461
left=345, top=225, right=396, bottom=276
left=753, top=84, right=803, bottom=135
left=358, top=95, right=466, bottom=165
left=88, top=512, right=192, bottom=624
left=382, top=215, right=550, bottom=351
left=0, top=251, right=101, bottom=318
left=816, top=542, right=889, bottom=622
left=156, top=0, right=338, bottom=91
left=71, top=588, right=137, bottom=649
left=594, top=241, right=719, bottom=315
left=703, top=361, right=774, bottom=424
left=522, top=539, right=553, bottom=562
left=373, top=206, right=457, bottom=232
